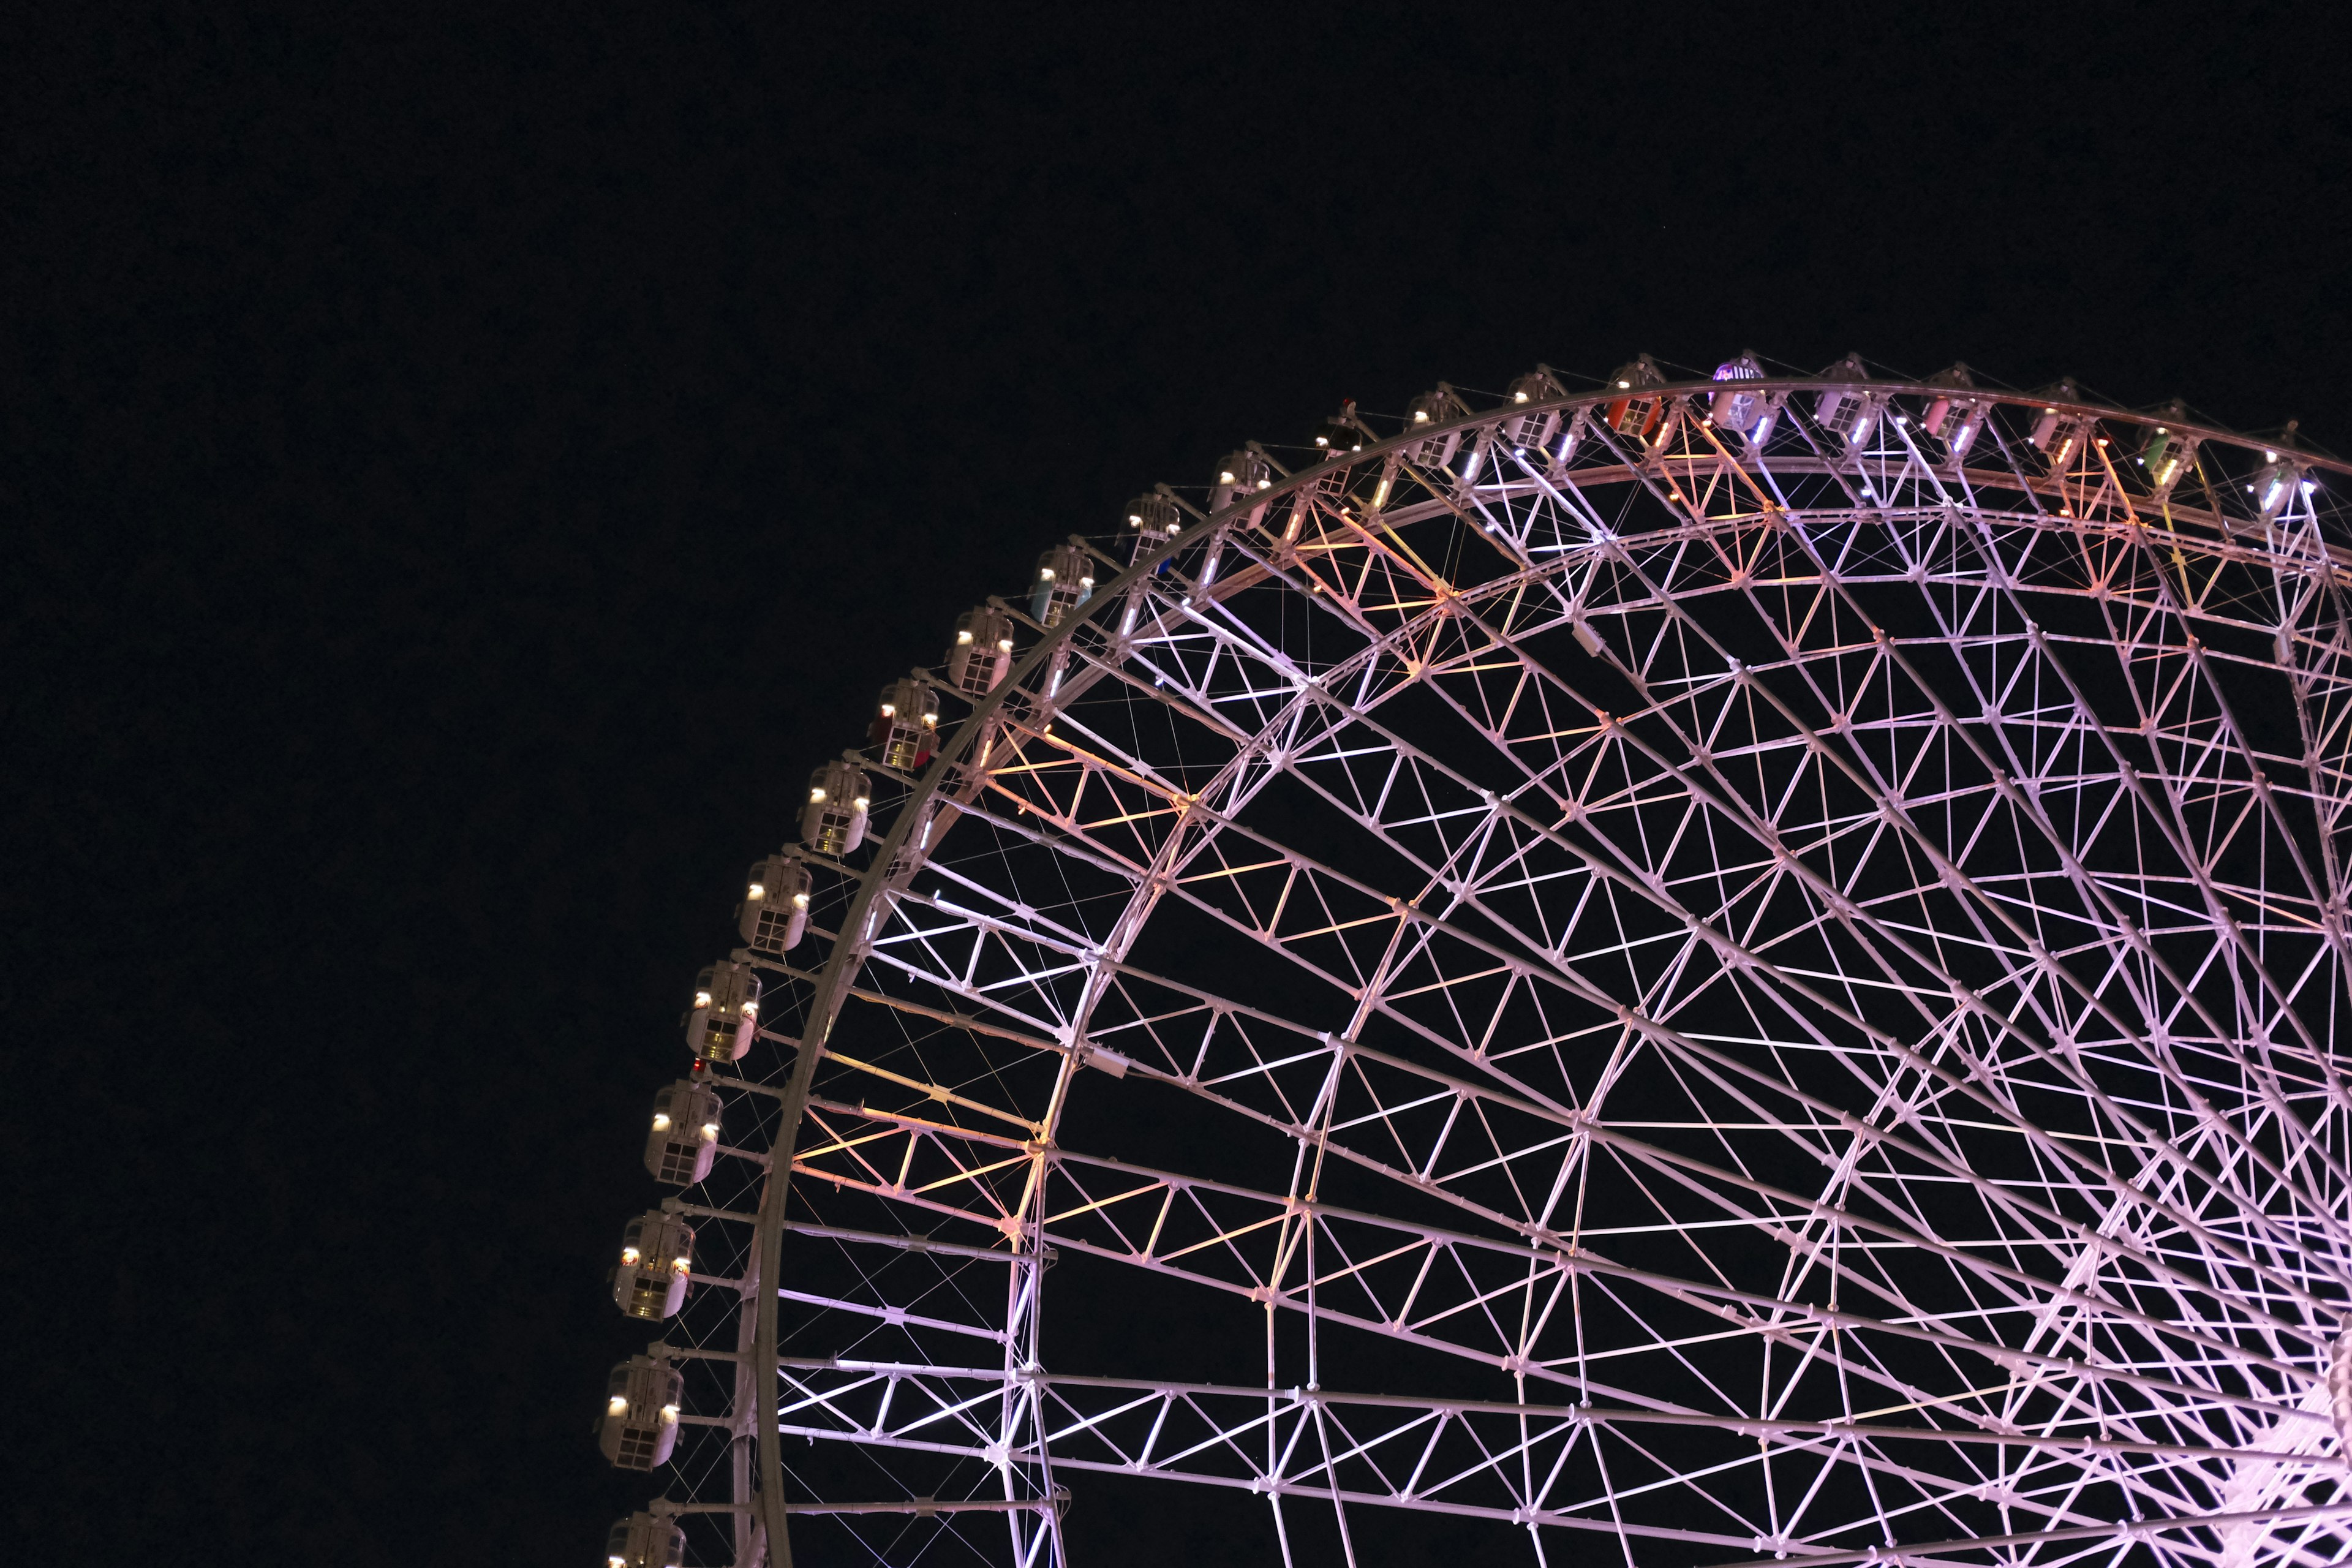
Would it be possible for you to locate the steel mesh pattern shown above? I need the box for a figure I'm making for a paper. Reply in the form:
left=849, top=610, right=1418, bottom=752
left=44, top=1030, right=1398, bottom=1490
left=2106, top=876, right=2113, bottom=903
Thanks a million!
left=620, top=371, right=2352, bottom=1567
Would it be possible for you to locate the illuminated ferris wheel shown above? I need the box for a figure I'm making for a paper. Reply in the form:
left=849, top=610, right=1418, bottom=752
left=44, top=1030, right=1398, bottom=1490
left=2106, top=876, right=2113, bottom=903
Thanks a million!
left=595, top=352, right=2352, bottom=1568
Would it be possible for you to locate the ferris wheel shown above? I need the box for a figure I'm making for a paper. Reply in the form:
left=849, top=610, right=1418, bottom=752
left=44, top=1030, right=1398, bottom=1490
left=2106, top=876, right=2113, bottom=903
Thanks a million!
left=595, top=352, right=2352, bottom=1568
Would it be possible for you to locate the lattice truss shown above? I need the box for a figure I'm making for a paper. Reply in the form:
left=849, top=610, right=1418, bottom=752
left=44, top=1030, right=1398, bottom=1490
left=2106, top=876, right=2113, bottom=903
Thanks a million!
left=634, top=370, right=2352, bottom=1568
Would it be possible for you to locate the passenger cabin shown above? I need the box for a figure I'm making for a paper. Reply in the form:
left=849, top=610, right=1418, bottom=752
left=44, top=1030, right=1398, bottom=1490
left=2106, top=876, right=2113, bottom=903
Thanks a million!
left=613, top=1208, right=694, bottom=1321
left=802, top=760, right=870, bottom=856
left=1030, top=543, right=1096, bottom=628
left=870, top=677, right=940, bottom=771
left=736, top=853, right=810, bottom=956
left=684, top=959, right=760, bottom=1066
left=643, top=1079, right=722, bottom=1186
left=946, top=605, right=1016, bottom=698
left=600, top=1354, right=683, bottom=1471
left=605, top=1512, right=686, bottom=1568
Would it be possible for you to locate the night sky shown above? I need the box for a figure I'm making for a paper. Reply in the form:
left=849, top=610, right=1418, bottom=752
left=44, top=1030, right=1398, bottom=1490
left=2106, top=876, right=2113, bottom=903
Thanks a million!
left=13, top=7, right=2350, bottom=1564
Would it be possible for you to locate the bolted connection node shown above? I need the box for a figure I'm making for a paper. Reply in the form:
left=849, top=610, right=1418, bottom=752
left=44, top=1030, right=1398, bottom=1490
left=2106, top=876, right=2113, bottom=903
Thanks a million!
left=946, top=604, right=1016, bottom=698
left=613, top=1208, right=695, bottom=1321
left=737, top=851, right=810, bottom=956
left=605, top=1511, right=686, bottom=1568
left=802, top=760, right=871, bottom=856
left=644, top=1079, right=722, bottom=1186
left=600, top=1353, right=684, bottom=1471
left=870, top=676, right=940, bottom=771
left=684, top=957, right=760, bottom=1065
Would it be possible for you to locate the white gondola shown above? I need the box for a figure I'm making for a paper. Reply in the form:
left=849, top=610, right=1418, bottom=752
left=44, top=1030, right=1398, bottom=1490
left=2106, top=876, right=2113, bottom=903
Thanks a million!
left=1029, top=543, right=1096, bottom=628
left=1208, top=449, right=1274, bottom=537
left=1811, top=352, right=1882, bottom=448
left=870, top=676, right=940, bottom=771
left=2252, top=440, right=2306, bottom=522
left=599, top=1354, right=684, bottom=1471
left=801, top=760, right=870, bottom=856
left=945, top=605, right=1016, bottom=698
left=613, top=1208, right=695, bottom=1321
left=605, top=1512, right=686, bottom=1568
left=684, top=958, right=760, bottom=1065
left=736, top=852, right=810, bottom=956
left=1502, top=369, right=1567, bottom=463
left=643, top=1079, right=722, bottom=1186
left=1402, top=386, right=1472, bottom=470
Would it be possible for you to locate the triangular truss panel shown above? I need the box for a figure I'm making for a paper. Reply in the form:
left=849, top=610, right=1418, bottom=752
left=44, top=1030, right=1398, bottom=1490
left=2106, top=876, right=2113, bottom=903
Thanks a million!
left=606, top=368, right=2352, bottom=1568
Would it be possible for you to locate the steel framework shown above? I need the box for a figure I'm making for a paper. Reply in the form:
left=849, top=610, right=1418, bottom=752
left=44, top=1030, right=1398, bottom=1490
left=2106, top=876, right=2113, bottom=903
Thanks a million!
left=605, top=359, right=2352, bottom=1567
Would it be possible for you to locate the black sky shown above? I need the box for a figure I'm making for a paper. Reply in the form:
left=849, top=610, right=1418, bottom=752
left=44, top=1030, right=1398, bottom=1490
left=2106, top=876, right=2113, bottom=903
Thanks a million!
left=10, top=6, right=2351, bottom=1563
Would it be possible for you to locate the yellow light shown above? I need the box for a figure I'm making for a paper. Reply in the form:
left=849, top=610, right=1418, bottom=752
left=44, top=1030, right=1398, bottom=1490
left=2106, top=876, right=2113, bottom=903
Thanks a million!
left=1128, top=512, right=1144, bottom=524
left=608, top=1395, right=629, bottom=1415
left=1079, top=576, right=1095, bottom=589
left=1617, top=380, right=1631, bottom=390
left=1218, top=470, right=1236, bottom=484
left=997, top=638, right=1014, bottom=652
left=791, top=892, right=809, bottom=909
left=879, top=703, right=895, bottom=717
left=652, top=1114, right=672, bottom=1131
left=621, top=1247, right=641, bottom=1265
left=809, top=787, right=826, bottom=803
left=1514, top=390, right=1529, bottom=403
left=851, top=795, right=870, bottom=810
left=1038, top=568, right=1055, bottom=581
left=1412, top=410, right=1429, bottom=423
left=956, top=629, right=973, bottom=645
left=1255, top=478, right=1270, bottom=490
left=747, top=883, right=764, bottom=900
left=741, top=1001, right=758, bottom=1020
left=700, top=1121, right=719, bottom=1139
left=660, top=1403, right=680, bottom=1423
left=693, top=990, right=712, bottom=1009
left=671, top=1256, right=691, bottom=1273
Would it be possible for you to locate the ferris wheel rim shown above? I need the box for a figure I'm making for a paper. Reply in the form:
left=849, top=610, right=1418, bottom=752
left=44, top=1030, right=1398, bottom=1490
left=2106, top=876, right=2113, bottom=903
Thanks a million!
left=677, top=364, right=2352, bottom=1568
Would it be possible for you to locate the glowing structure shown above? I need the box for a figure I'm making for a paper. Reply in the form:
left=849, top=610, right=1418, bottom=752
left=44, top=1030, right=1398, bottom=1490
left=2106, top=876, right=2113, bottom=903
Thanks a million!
left=597, top=356, right=2352, bottom=1567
